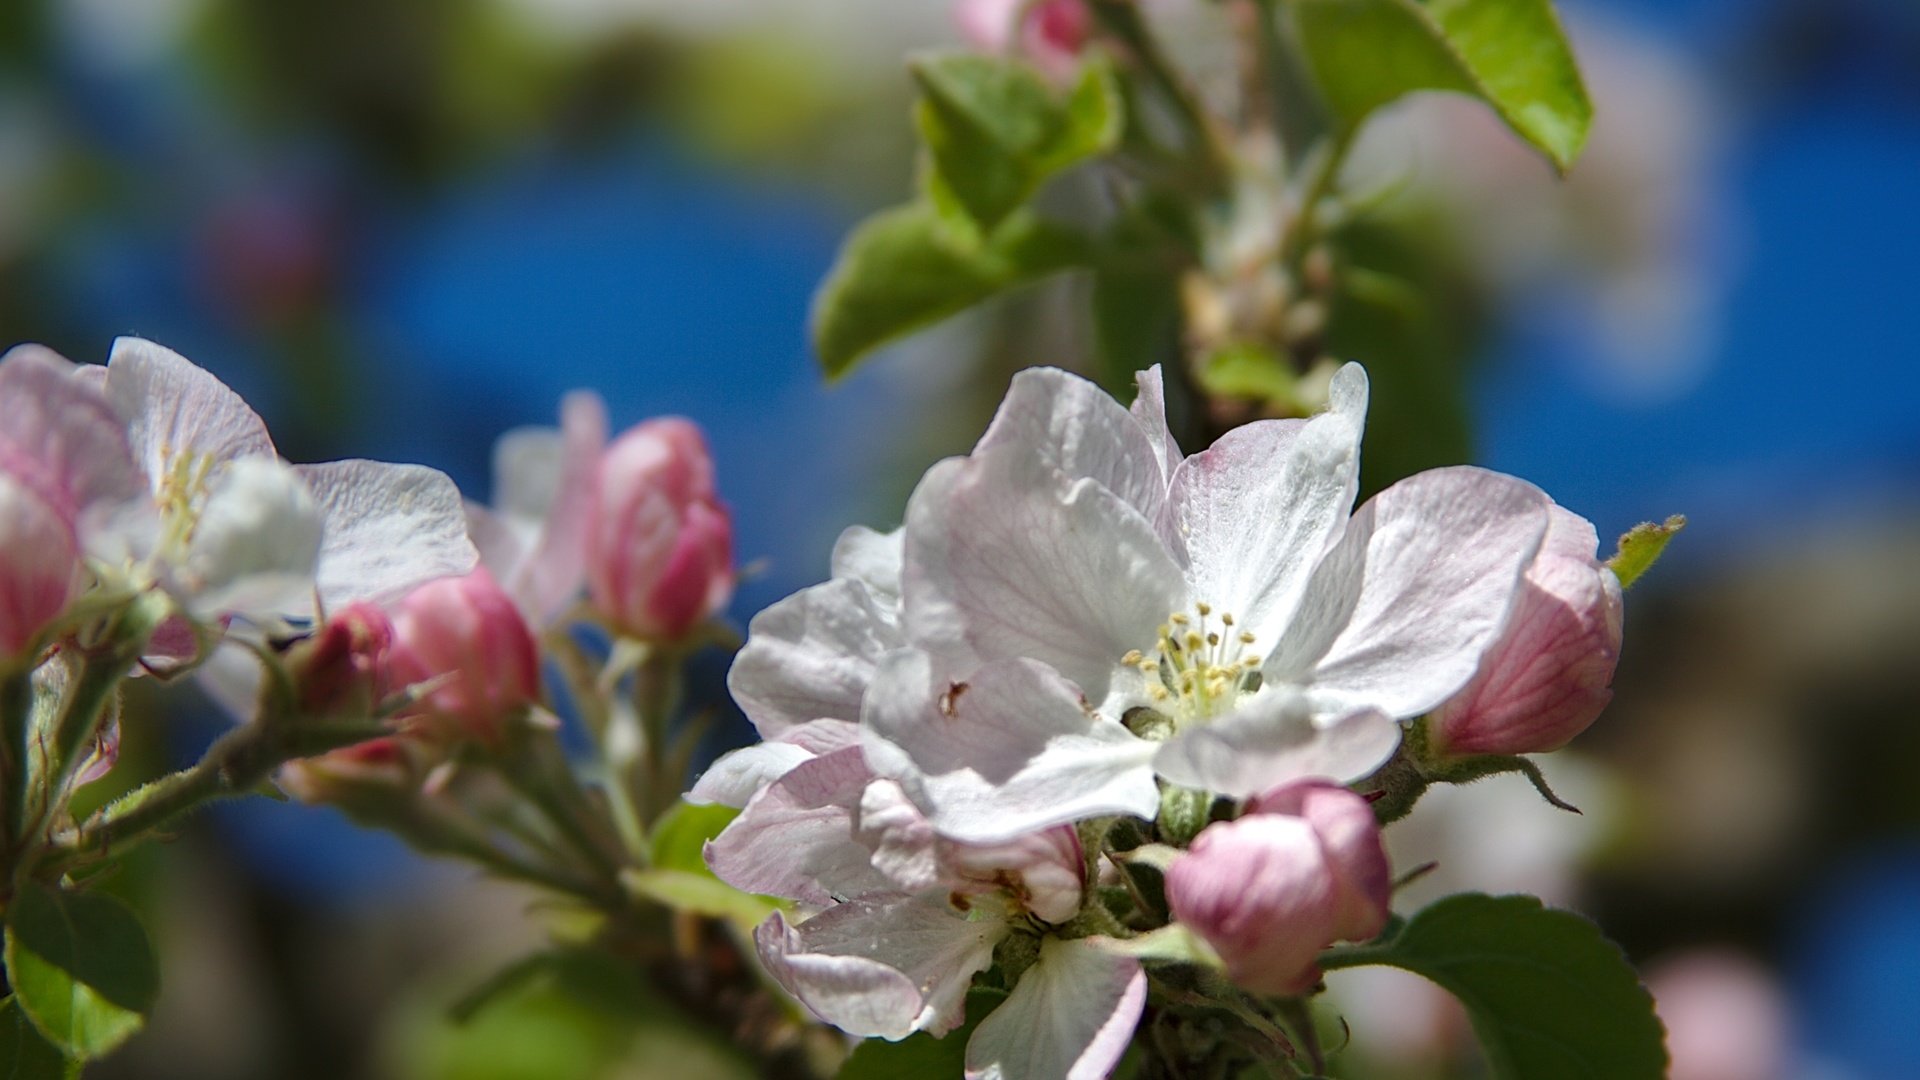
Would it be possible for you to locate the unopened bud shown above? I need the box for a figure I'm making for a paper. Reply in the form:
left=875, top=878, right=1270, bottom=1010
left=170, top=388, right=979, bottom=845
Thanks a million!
left=1429, top=506, right=1623, bottom=757
left=292, top=602, right=394, bottom=718
left=586, top=418, right=734, bottom=642
left=388, top=569, right=539, bottom=743
left=1167, top=781, right=1390, bottom=995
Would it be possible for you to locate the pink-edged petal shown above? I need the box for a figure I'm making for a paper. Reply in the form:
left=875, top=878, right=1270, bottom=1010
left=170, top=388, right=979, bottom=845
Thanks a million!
left=0, top=345, right=142, bottom=515
left=755, top=896, right=1005, bottom=1040
left=964, top=937, right=1147, bottom=1080
left=296, top=460, right=478, bottom=612
left=861, top=650, right=1161, bottom=845
left=855, top=780, right=943, bottom=894
left=507, top=391, right=607, bottom=626
left=686, top=718, right=862, bottom=807
left=728, top=576, right=904, bottom=738
left=705, top=746, right=893, bottom=904
left=902, top=451, right=1184, bottom=704
left=1129, top=364, right=1184, bottom=479
left=106, top=337, right=276, bottom=483
left=1264, top=466, right=1552, bottom=719
left=973, top=366, right=1170, bottom=520
left=1164, top=362, right=1367, bottom=644
left=830, top=525, right=903, bottom=600
left=1154, top=695, right=1401, bottom=799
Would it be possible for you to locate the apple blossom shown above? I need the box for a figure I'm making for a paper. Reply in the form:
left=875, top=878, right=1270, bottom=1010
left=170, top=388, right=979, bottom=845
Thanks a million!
left=87, top=337, right=476, bottom=626
left=1166, top=781, right=1391, bottom=996
left=0, top=472, right=79, bottom=660
left=1427, top=505, right=1624, bottom=757
left=586, top=417, right=734, bottom=642
left=855, top=363, right=1557, bottom=842
left=705, top=743, right=1144, bottom=1077
left=387, top=569, right=540, bottom=743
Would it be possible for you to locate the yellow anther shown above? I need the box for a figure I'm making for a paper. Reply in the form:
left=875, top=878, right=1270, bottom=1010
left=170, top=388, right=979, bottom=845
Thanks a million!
left=1195, top=602, right=1211, bottom=616
left=1170, top=613, right=1189, bottom=626
left=1122, top=649, right=1143, bottom=666
left=1185, top=631, right=1204, bottom=651
left=1239, top=631, right=1256, bottom=645
left=1221, top=612, right=1234, bottom=626
left=1206, top=632, right=1220, bottom=647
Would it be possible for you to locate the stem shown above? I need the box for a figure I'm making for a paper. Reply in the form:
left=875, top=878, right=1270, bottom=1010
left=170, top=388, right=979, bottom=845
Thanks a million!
left=34, top=647, right=139, bottom=839
left=497, top=736, right=625, bottom=887
left=0, top=665, right=34, bottom=858
left=1089, top=0, right=1237, bottom=186
left=630, top=649, right=684, bottom=825
left=1281, top=129, right=1354, bottom=272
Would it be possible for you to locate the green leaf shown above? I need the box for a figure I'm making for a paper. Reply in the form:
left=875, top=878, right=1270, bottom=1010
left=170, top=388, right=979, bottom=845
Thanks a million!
left=911, top=53, right=1121, bottom=231
left=620, top=869, right=780, bottom=934
left=1291, top=0, right=1591, bottom=170
left=1089, top=192, right=1193, bottom=394
left=0, top=998, right=75, bottom=1080
left=835, top=990, right=1003, bottom=1080
left=647, top=802, right=741, bottom=876
left=1196, top=343, right=1301, bottom=408
left=813, top=203, right=1092, bottom=378
left=1324, top=893, right=1667, bottom=1078
left=5, top=881, right=159, bottom=1061
left=1607, top=515, right=1686, bottom=590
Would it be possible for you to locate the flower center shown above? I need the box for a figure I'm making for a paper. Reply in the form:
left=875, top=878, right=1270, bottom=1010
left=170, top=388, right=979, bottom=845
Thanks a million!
left=156, top=447, right=217, bottom=555
left=1122, top=602, right=1264, bottom=725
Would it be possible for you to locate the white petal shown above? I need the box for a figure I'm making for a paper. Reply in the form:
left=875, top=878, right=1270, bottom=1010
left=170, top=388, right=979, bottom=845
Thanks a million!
left=756, top=896, right=1005, bottom=1039
left=501, top=391, right=607, bottom=626
left=1153, top=694, right=1401, bottom=799
left=183, top=457, right=321, bottom=618
left=1265, top=466, right=1552, bottom=718
left=1129, top=364, right=1184, bottom=479
left=106, top=338, right=276, bottom=485
left=902, top=451, right=1185, bottom=705
left=192, top=640, right=267, bottom=721
left=855, top=780, right=943, bottom=893
left=704, top=746, right=894, bottom=904
left=0, top=345, right=143, bottom=512
left=964, top=937, right=1147, bottom=1080
left=1165, top=361, right=1367, bottom=644
left=296, top=460, right=478, bottom=611
left=728, top=576, right=904, bottom=738
left=465, top=502, right=529, bottom=583
left=973, top=366, right=1170, bottom=520
left=830, top=525, right=904, bottom=600
left=862, top=650, right=1161, bottom=845
left=686, top=718, right=862, bottom=807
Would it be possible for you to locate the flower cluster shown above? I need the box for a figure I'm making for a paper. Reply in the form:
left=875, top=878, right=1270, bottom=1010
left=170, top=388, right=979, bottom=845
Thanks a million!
left=699, top=363, right=1624, bottom=1075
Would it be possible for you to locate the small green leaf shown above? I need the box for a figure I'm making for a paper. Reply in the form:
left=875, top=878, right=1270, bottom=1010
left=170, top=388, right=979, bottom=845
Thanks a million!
left=1196, top=343, right=1301, bottom=408
left=1324, top=893, right=1667, bottom=1078
left=1092, top=924, right=1221, bottom=968
left=647, top=801, right=741, bottom=875
left=813, top=203, right=1092, bottom=378
left=5, top=881, right=160, bottom=1061
left=835, top=990, right=1003, bottom=1080
left=1607, top=515, right=1686, bottom=590
left=0, top=998, right=76, bottom=1080
left=1292, top=0, right=1591, bottom=170
left=620, top=869, right=780, bottom=934
left=911, top=53, right=1121, bottom=231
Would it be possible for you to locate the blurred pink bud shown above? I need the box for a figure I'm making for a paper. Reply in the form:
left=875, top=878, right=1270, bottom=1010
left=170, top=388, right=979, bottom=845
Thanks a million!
left=388, top=569, right=540, bottom=742
left=957, top=0, right=1091, bottom=79
left=0, top=471, right=80, bottom=660
left=278, top=735, right=434, bottom=805
left=294, top=601, right=394, bottom=717
left=1648, top=950, right=1791, bottom=1080
left=586, top=418, right=734, bottom=642
left=1168, top=782, right=1391, bottom=996
left=946, top=825, right=1085, bottom=924
left=1429, top=506, right=1624, bottom=757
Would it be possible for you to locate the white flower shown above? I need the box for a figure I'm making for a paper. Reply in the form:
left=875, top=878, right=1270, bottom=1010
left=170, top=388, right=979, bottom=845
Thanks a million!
left=705, top=742, right=1144, bottom=1079
left=732, top=362, right=1555, bottom=843
left=92, top=337, right=476, bottom=625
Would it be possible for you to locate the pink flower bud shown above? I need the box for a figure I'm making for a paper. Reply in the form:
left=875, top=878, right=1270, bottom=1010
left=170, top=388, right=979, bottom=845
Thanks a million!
left=388, top=569, right=539, bottom=742
left=1429, top=506, right=1624, bottom=757
left=293, top=602, right=394, bottom=717
left=1167, top=782, right=1391, bottom=996
left=0, top=471, right=79, bottom=660
left=945, top=825, right=1085, bottom=924
left=278, top=735, right=435, bottom=805
left=586, top=418, right=734, bottom=642
left=957, top=0, right=1091, bottom=78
